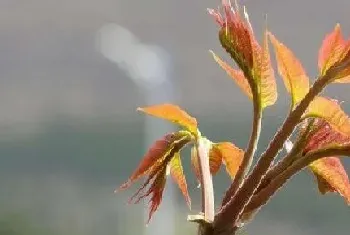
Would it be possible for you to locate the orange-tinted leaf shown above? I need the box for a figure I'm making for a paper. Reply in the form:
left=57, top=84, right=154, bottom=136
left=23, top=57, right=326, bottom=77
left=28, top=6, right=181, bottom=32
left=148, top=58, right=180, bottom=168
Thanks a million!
left=309, top=157, right=350, bottom=204
left=214, top=142, right=244, bottom=179
left=318, top=24, right=347, bottom=76
left=335, top=74, right=350, bottom=83
left=315, top=174, right=333, bottom=194
left=305, top=96, right=350, bottom=136
left=253, top=30, right=277, bottom=108
left=208, top=145, right=224, bottom=175
left=269, top=32, right=309, bottom=106
left=169, top=152, right=191, bottom=208
left=318, top=24, right=350, bottom=83
left=190, top=144, right=223, bottom=182
left=210, top=50, right=253, bottom=99
left=138, top=104, right=198, bottom=133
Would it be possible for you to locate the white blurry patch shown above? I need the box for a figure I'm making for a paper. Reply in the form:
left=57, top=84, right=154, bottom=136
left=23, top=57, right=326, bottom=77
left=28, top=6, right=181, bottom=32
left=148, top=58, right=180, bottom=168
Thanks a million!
left=96, top=23, right=168, bottom=90
left=243, top=5, right=253, bottom=33
left=284, top=139, right=294, bottom=154
left=166, top=164, right=171, bottom=176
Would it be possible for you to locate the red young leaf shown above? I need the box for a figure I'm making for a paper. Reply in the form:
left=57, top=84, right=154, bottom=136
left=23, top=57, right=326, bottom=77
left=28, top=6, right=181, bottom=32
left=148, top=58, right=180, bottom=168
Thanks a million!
left=210, top=50, right=253, bottom=99
left=209, top=1, right=277, bottom=108
left=128, top=162, right=164, bottom=205
left=269, top=32, right=310, bottom=106
left=138, top=104, right=198, bottom=134
left=118, top=131, right=192, bottom=223
left=134, top=167, right=167, bottom=224
left=209, top=0, right=255, bottom=69
left=147, top=172, right=167, bottom=224
left=303, top=119, right=350, bottom=154
left=310, top=157, right=350, bottom=205
left=169, top=152, right=191, bottom=208
left=302, top=119, right=350, bottom=204
left=118, top=131, right=190, bottom=191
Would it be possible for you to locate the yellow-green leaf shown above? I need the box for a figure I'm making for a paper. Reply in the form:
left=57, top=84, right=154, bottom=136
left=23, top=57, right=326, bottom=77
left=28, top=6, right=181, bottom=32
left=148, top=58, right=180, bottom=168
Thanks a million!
left=190, top=146, right=201, bottom=184
left=305, top=96, right=350, bottom=135
left=253, top=30, right=278, bottom=108
left=138, top=104, right=198, bottom=133
left=331, top=50, right=350, bottom=82
left=210, top=50, right=253, bottom=99
left=169, top=152, right=191, bottom=208
left=269, top=32, right=310, bottom=106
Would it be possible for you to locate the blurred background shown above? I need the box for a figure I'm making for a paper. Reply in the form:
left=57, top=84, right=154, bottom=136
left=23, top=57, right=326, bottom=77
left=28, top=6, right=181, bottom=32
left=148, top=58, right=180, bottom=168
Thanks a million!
left=0, top=0, right=349, bottom=234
